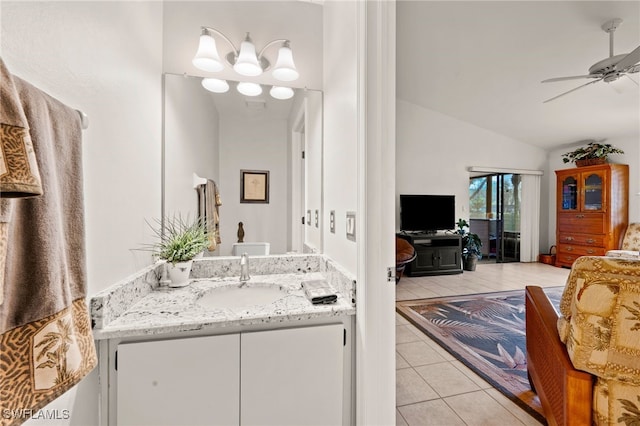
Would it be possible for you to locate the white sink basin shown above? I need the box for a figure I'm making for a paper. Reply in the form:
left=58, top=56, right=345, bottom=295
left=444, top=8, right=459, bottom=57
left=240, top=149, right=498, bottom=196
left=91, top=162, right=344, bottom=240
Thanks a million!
left=197, top=283, right=288, bottom=310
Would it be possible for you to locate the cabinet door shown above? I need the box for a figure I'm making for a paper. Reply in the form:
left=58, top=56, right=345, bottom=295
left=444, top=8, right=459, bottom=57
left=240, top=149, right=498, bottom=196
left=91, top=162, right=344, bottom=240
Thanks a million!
left=557, top=171, right=580, bottom=212
left=241, top=324, right=344, bottom=426
left=581, top=170, right=607, bottom=212
left=414, top=246, right=437, bottom=273
left=438, top=247, right=461, bottom=270
left=117, top=334, right=240, bottom=426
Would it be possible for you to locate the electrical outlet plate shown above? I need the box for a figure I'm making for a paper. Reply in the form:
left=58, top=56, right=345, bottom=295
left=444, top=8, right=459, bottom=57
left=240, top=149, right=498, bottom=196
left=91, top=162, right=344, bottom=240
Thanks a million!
left=315, top=210, right=319, bottom=228
left=306, top=210, right=311, bottom=226
left=346, top=211, right=356, bottom=242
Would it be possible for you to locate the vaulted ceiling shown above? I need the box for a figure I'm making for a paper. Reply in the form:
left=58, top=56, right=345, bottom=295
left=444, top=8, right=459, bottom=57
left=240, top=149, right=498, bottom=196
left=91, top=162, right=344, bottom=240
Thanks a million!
left=396, top=1, right=640, bottom=150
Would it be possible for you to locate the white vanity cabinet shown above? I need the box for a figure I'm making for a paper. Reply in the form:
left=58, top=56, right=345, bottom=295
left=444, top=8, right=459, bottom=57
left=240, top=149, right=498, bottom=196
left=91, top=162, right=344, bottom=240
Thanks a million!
left=112, top=323, right=345, bottom=426
left=241, top=325, right=344, bottom=425
left=116, top=334, right=240, bottom=425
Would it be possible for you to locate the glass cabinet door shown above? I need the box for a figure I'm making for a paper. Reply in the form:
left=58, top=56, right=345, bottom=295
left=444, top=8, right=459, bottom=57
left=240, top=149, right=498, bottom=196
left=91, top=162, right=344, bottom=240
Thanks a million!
left=583, top=173, right=603, bottom=211
left=560, top=176, right=578, bottom=210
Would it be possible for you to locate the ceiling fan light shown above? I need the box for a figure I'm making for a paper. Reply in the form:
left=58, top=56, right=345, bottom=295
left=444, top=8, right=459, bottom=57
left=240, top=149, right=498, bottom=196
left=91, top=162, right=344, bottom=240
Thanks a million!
left=272, top=42, right=299, bottom=82
left=237, top=81, right=263, bottom=97
left=201, top=78, right=229, bottom=93
left=233, top=33, right=263, bottom=77
left=192, top=33, right=224, bottom=72
left=270, top=86, right=294, bottom=100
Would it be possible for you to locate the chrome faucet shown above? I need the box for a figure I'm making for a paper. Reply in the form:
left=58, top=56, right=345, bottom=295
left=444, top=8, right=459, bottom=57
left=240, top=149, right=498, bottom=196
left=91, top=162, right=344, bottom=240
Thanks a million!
left=239, top=252, right=250, bottom=283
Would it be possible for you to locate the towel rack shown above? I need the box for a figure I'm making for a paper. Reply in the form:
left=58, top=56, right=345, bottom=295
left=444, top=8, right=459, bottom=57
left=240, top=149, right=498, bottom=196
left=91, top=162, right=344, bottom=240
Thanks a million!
left=76, top=110, right=89, bottom=130
left=193, top=172, right=207, bottom=188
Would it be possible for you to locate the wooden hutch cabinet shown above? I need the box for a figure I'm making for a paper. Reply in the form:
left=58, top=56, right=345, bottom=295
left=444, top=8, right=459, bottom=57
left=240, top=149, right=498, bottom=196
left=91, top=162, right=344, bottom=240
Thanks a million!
left=555, top=163, right=628, bottom=268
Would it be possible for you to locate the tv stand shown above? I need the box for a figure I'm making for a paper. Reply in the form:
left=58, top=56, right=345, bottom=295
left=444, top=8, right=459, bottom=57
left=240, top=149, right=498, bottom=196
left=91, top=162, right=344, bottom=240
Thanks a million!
left=397, top=232, right=462, bottom=276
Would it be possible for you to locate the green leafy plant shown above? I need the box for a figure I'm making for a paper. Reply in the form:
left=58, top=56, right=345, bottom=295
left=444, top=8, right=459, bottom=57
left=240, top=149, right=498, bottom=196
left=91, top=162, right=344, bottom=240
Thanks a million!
left=561, top=142, right=624, bottom=164
left=456, top=218, right=482, bottom=261
left=147, top=215, right=209, bottom=265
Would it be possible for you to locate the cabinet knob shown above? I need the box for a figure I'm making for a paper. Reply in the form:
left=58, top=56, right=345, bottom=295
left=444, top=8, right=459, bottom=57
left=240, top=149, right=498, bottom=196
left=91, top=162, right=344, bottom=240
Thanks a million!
left=566, top=247, right=573, bottom=251
left=587, top=249, right=595, bottom=254
left=576, top=214, right=585, bottom=219
left=565, top=236, right=574, bottom=241
left=586, top=239, right=595, bottom=244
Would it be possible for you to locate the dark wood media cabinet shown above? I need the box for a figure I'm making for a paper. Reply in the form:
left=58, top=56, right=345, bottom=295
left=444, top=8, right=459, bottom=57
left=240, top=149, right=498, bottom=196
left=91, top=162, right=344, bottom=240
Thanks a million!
left=397, top=233, right=462, bottom=276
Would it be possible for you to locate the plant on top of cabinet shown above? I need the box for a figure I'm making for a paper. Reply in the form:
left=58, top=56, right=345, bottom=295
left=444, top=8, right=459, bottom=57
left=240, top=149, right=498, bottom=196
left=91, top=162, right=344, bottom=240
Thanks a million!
left=561, top=141, right=624, bottom=167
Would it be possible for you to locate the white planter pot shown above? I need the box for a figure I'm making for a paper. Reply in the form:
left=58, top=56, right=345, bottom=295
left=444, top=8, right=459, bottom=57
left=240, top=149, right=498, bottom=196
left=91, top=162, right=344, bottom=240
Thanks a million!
left=167, top=260, right=193, bottom=287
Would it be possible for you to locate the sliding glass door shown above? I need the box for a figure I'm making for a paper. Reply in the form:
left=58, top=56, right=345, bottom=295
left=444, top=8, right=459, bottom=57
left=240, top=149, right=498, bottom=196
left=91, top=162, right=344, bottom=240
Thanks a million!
left=469, top=173, right=521, bottom=263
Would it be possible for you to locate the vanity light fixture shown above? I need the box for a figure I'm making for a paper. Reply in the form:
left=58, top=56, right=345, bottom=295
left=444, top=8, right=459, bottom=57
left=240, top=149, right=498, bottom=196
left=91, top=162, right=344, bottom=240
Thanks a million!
left=201, top=78, right=229, bottom=93
left=269, top=86, right=294, bottom=100
left=200, top=80, right=294, bottom=100
left=193, top=27, right=299, bottom=99
left=237, top=81, right=263, bottom=97
left=193, top=26, right=299, bottom=79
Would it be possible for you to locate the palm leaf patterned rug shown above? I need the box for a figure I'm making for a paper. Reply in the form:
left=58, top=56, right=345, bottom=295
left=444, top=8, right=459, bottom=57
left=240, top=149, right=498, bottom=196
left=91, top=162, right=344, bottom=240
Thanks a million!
left=396, top=286, right=565, bottom=423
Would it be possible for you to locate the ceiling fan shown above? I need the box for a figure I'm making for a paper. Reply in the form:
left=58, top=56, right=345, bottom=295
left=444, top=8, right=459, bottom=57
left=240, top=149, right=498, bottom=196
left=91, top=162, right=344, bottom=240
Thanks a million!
left=542, top=18, right=640, bottom=103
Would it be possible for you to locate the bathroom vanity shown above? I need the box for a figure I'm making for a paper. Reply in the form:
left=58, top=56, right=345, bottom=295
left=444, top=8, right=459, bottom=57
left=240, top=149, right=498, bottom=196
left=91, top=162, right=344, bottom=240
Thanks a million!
left=91, top=254, right=356, bottom=426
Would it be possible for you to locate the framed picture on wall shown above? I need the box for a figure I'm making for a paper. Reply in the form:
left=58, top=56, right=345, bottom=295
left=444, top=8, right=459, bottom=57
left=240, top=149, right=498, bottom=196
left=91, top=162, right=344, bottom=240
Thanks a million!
left=240, top=170, right=269, bottom=203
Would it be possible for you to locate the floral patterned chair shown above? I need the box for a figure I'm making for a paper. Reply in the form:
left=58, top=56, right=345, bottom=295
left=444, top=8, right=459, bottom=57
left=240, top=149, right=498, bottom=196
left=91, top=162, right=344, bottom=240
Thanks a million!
left=526, top=256, right=640, bottom=425
left=606, top=222, right=640, bottom=259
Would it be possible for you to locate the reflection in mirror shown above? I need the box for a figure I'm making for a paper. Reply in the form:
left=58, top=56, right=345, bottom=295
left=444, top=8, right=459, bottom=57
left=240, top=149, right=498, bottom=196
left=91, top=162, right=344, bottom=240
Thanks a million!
left=162, top=73, right=322, bottom=256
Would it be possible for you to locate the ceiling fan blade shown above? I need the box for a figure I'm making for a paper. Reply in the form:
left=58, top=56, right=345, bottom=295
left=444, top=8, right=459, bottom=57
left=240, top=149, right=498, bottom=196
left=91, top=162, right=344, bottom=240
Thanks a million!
left=623, top=74, right=639, bottom=86
left=614, top=45, right=640, bottom=71
left=541, top=75, right=598, bottom=83
left=543, top=78, right=602, bottom=103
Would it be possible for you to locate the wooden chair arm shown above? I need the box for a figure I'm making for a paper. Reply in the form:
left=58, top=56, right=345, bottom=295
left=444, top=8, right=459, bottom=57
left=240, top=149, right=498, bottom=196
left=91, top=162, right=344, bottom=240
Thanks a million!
left=525, top=286, right=593, bottom=426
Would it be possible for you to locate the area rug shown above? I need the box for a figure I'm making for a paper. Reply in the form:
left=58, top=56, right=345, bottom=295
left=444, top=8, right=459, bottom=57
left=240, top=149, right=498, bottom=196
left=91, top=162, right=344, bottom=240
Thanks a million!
left=396, top=286, right=565, bottom=423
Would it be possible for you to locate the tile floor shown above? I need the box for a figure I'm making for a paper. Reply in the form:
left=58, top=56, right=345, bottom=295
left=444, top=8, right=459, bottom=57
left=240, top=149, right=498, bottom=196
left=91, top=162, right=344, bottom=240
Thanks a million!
left=395, top=261, right=571, bottom=426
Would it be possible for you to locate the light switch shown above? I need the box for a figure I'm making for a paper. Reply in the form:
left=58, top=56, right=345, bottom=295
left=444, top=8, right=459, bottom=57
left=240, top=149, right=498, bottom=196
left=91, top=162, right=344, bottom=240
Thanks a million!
left=346, top=212, right=356, bottom=242
left=329, top=211, right=335, bottom=233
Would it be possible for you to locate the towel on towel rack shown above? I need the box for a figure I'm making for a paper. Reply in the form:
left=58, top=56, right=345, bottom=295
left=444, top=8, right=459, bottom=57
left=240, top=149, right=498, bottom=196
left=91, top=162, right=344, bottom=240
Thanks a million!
left=0, top=63, right=96, bottom=423
left=197, top=179, right=222, bottom=251
left=0, top=58, right=42, bottom=198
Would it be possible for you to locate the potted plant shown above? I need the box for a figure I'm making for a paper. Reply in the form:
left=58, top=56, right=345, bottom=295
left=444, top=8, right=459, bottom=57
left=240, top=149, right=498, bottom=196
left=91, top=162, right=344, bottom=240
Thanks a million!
left=561, top=141, right=624, bottom=167
left=456, top=218, right=483, bottom=271
left=148, top=215, right=209, bottom=287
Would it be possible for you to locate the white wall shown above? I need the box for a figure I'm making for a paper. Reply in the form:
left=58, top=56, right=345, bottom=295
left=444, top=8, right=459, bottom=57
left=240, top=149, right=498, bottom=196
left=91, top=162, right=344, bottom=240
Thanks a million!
left=323, top=1, right=359, bottom=274
left=396, top=100, right=550, bottom=246
left=218, top=114, right=288, bottom=255
left=2, top=1, right=163, bottom=293
left=304, top=91, right=324, bottom=252
left=164, top=74, right=220, bottom=221
left=1, top=2, right=163, bottom=425
left=546, top=135, right=640, bottom=246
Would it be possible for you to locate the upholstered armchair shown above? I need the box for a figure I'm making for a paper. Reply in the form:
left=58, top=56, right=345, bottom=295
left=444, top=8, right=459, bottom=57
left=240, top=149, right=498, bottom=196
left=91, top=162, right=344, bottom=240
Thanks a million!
left=606, top=222, right=640, bottom=259
left=396, top=237, right=416, bottom=283
left=526, top=256, right=640, bottom=425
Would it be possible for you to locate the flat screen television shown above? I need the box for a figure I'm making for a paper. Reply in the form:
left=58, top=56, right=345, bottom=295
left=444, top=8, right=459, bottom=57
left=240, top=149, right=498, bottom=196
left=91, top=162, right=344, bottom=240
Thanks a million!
left=400, top=194, right=455, bottom=233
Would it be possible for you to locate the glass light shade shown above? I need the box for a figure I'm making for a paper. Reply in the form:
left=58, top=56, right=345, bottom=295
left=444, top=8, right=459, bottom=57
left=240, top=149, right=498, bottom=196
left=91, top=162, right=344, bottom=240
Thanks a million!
left=233, top=35, right=263, bottom=76
left=272, top=44, right=299, bottom=81
left=192, top=34, right=223, bottom=72
left=201, top=78, right=229, bottom=93
left=270, top=86, right=294, bottom=100
left=237, top=82, right=263, bottom=97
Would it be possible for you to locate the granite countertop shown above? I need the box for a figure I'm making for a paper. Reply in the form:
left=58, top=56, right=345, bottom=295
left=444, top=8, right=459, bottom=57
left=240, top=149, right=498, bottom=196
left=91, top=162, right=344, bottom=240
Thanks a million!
left=92, top=271, right=355, bottom=340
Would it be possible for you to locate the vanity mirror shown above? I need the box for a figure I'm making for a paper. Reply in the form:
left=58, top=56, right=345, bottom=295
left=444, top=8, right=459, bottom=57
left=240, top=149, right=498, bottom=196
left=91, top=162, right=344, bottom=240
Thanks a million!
left=162, top=73, right=322, bottom=256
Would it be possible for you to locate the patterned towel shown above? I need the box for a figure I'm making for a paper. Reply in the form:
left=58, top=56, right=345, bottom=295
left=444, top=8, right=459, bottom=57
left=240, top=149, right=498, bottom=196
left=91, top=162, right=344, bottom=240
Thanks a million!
left=0, top=58, right=42, bottom=198
left=197, top=179, right=222, bottom=251
left=0, top=63, right=96, bottom=426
